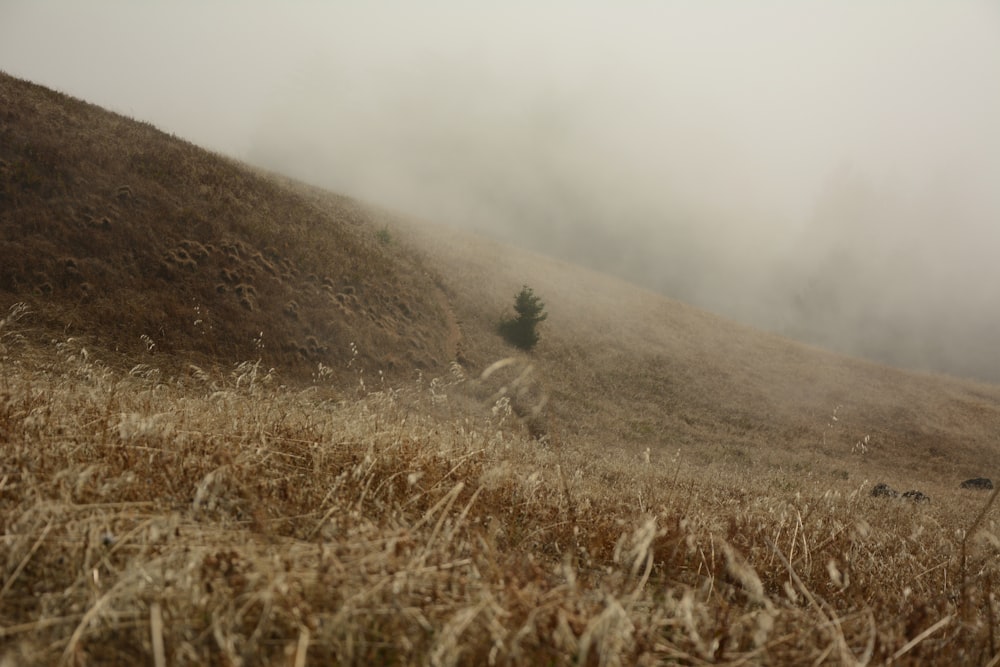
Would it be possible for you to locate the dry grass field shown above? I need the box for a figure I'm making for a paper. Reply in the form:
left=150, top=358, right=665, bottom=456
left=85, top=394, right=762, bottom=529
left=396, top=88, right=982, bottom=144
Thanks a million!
left=4, top=71, right=1000, bottom=665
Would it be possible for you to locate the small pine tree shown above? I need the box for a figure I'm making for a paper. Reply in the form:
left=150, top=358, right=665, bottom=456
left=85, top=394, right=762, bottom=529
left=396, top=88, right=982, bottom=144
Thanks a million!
left=499, top=285, right=547, bottom=351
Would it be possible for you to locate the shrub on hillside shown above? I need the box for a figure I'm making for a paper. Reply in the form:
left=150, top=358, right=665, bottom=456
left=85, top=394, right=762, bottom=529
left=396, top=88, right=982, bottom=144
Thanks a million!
left=498, top=285, right=547, bottom=351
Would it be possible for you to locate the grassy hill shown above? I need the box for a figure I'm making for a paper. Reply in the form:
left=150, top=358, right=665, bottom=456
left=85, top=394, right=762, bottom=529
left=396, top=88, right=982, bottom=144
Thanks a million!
left=3, top=71, right=1000, bottom=664
left=0, top=72, right=457, bottom=383
left=392, top=211, right=1000, bottom=484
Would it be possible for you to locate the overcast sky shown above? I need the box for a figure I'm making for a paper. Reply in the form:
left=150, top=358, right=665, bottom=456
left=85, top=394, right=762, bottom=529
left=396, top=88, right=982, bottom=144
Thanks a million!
left=3, top=1, right=1000, bottom=376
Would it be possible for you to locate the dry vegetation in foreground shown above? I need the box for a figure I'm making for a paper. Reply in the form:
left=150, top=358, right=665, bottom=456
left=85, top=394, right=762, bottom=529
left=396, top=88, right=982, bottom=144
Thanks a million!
left=8, top=69, right=1000, bottom=666
left=3, top=310, right=1000, bottom=666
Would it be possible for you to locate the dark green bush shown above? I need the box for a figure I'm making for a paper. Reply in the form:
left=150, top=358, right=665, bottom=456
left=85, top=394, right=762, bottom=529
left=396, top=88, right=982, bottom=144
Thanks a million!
left=498, top=285, right=547, bottom=351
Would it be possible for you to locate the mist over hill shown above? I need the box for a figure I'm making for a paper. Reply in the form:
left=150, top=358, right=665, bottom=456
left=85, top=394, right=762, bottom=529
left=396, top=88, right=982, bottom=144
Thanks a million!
left=9, top=67, right=1000, bottom=482
left=7, top=15, right=1000, bottom=658
left=2, top=1, right=1000, bottom=379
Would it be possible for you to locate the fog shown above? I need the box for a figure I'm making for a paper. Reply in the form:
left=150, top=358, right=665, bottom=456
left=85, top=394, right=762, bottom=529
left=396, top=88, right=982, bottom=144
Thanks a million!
left=3, top=1, right=1000, bottom=379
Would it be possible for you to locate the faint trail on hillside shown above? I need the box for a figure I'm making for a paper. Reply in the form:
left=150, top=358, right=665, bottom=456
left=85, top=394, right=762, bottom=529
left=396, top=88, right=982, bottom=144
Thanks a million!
left=435, top=288, right=464, bottom=366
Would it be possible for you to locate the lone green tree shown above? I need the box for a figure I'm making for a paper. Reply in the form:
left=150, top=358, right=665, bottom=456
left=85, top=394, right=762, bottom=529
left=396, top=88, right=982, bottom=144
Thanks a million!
left=499, top=285, right=548, bottom=351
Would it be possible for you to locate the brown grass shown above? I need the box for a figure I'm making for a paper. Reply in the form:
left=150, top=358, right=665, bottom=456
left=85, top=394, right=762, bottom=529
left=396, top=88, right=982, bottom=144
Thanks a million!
left=2, top=323, right=1000, bottom=665
left=4, top=72, right=1000, bottom=664
left=0, top=71, right=454, bottom=383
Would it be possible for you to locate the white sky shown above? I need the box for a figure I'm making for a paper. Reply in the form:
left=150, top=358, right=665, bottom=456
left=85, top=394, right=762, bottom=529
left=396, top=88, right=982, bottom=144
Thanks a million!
left=3, top=2, right=997, bottom=219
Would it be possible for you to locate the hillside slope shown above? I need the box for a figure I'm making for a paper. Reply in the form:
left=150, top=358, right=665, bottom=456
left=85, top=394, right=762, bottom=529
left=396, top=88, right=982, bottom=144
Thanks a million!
left=0, top=71, right=456, bottom=383
left=389, top=215, right=1000, bottom=485
left=4, top=70, right=1000, bottom=488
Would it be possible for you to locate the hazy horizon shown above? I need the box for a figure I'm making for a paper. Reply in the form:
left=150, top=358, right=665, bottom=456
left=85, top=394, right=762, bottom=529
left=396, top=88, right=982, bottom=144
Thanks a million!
left=3, top=1, right=1000, bottom=379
